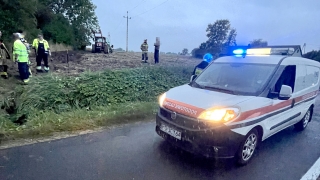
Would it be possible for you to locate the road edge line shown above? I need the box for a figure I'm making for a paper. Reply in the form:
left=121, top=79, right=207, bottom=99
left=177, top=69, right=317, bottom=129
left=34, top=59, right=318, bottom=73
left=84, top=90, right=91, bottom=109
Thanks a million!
left=300, top=156, right=320, bottom=180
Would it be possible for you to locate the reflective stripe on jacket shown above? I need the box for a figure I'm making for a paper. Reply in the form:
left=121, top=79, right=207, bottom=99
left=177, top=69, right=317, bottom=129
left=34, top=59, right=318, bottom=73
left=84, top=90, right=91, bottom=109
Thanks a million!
left=0, top=43, right=10, bottom=60
left=32, top=39, right=50, bottom=54
left=13, top=40, right=29, bottom=63
left=140, top=43, right=148, bottom=52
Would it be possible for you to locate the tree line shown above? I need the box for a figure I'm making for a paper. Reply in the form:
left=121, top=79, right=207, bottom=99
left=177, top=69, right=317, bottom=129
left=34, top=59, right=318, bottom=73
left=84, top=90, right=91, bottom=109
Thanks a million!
left=190, top=19, right=269, bottom=58
left=303, top=50, right=320, bottom=62
left=191, top=19, right=320, bottom=62
left=0, top=0, right=99, bottom=50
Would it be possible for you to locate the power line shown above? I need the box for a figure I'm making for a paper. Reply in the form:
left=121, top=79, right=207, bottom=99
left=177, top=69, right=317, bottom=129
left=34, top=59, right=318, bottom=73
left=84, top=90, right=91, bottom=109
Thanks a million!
left=132, top=0, right=170, bottom=18
left=128, top=0, right=146, bottom=12
left=113, top=21, right=123, bottom=32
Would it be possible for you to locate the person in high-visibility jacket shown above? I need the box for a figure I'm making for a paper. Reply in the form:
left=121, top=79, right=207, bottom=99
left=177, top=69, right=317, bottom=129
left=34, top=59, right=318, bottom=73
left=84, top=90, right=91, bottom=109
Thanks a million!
left=192, top=53, right=214, bottom=76
left=0, top=31, right=11, bottom=79
left=140, top=39, right=148, bottom=63
left=32, top=34, right=51, bottom=72
left=12, top=33, right=30, bottom=83
left=17, top=31, right=32, bottom=77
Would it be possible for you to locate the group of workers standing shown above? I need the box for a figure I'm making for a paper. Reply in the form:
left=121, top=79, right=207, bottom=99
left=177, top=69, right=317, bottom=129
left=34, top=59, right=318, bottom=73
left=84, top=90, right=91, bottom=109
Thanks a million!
left=1, top=31, right=215, bottom=83
left=0, top=30, right=50, bottom=83
left=140, top=37, right=160, bottom=64
left=140, top=37, right=214, bottom=75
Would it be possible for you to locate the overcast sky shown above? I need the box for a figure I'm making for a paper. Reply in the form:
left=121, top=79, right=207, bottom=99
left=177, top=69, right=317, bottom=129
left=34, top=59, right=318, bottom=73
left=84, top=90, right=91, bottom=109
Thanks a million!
left=93, top=0, right=320, bottom=53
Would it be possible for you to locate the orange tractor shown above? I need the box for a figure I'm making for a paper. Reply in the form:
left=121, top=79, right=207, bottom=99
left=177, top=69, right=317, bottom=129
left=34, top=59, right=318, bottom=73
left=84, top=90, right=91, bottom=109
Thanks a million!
left=91, top=29, right=113, bottom=54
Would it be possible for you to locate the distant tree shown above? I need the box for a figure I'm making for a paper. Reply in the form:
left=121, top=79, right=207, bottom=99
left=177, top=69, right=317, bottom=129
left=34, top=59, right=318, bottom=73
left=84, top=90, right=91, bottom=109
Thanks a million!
left=181, top=48, right=188, bottom=55
left=224, top=28, right=237, bottom=46
left=45, top=0, right=100, bottom=49
left=191, top=48, right=197, bottom=56
left=0, top=0, right=99, bottom=50
left=198, top=19, right=237, bottom=53
left=205, top=20, right=230, bottom=49
left=199, top=42, right=207, bottom=49
left=303, top=50, right=320, bottom=62
left=250, top=39, right=268, bottom=47
left=114, top=48, right=125, bottom=52
left=42, top=14, right=75, bottom=45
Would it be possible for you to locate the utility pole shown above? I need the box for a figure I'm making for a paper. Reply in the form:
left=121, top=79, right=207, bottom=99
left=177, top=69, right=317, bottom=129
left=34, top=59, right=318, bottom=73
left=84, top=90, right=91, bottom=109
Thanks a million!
left=123, top=11, right=131, bottom=52
left=303, top=43, right=306, bottom=54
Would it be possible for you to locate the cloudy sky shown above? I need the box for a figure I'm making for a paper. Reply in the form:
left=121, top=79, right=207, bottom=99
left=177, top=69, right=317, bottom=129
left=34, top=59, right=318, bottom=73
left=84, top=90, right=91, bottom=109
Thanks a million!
left=93, top=0, right=320, bottom=53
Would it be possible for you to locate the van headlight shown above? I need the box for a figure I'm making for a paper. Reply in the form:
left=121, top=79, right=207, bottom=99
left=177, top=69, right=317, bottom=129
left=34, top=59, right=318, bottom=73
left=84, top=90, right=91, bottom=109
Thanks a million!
left=198, top=108, right=240, bottom=122
left=158, top=93, right=166, bottom=107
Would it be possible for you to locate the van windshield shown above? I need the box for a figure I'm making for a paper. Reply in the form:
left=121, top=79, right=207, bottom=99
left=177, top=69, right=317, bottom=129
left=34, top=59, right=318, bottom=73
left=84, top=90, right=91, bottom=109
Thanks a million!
left=193, top=63, right=277, bottom=96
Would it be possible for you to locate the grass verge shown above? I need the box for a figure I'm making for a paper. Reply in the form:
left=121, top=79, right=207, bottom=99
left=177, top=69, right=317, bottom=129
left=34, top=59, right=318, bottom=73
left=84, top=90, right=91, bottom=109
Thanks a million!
left=0, top=101, right=158, bottom=142
left=0, top=65, right=194, bottom=143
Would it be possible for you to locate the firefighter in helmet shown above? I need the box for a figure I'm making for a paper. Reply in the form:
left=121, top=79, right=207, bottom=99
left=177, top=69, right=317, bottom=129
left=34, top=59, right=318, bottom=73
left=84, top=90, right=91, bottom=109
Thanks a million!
left=140, top=39, right=148, bottom=63
left=192, top=53, right=214, bottom=75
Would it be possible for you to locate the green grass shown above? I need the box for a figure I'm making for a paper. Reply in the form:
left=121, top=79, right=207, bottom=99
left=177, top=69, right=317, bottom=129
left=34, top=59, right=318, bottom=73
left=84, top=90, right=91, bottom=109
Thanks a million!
left=0, top=102, right=158, bottom=141
left=0, top=65, right=194, bottom=142
left=14, top=65, right=192, bottom=113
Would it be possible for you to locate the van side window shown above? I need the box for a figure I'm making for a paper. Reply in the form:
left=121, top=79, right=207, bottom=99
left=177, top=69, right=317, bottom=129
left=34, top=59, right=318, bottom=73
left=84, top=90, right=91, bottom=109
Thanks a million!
left=305, top=66, right=320, bottom=87
left=294, top=65, right=306, bottom=92
left=274, top=65, right=296, bottom=93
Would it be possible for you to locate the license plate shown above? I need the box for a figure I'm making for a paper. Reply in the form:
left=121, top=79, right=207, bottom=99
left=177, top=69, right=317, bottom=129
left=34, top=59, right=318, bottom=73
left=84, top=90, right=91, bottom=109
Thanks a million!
left=160, top=124, right=181, bottom=140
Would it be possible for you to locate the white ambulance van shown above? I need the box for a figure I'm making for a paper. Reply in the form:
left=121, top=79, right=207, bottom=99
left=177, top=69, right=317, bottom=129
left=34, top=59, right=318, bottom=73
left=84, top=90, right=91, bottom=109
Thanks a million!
left=155, top=45, right=320, bottom=165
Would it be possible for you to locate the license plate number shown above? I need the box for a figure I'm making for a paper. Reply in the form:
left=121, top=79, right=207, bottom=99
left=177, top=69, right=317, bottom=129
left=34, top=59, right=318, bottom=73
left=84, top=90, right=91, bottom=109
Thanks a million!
left=160, top=124, right=181, bottom=140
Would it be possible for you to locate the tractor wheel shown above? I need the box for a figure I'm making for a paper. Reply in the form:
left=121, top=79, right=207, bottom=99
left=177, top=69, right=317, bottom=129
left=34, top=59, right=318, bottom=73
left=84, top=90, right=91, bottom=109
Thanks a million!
left=104, top=45, right=109, bottom=54
left=91, top=45, right=96, bottom=53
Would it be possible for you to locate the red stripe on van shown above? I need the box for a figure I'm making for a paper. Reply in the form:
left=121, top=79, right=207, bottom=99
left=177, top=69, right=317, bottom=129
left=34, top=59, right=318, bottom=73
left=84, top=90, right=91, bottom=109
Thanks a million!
left=234, top=90, right=318, bottom=122
left=163, top=90, right=318, bottom=121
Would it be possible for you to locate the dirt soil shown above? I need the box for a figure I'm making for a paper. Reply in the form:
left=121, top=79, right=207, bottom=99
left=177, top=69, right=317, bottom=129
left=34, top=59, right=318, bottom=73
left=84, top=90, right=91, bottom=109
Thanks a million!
left=50, top=51, right=200, bottom=75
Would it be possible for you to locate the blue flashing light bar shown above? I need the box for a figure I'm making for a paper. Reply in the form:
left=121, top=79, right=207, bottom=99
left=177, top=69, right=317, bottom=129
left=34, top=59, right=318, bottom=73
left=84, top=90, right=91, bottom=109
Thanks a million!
left=233, top=49, right=246, bottom=55
left=223, top=45, right=302, bottom=57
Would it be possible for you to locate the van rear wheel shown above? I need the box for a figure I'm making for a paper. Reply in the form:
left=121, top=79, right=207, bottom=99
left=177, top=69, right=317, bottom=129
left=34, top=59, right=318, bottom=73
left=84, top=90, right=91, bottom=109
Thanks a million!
left=294, top=108, right=312, bottom=131
left=235, top=129, right=259, bottom=166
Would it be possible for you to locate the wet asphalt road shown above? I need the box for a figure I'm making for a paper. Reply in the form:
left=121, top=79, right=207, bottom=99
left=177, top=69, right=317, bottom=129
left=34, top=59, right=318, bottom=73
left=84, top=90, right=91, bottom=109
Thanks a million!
left=0, top=96, right=320, bottom=180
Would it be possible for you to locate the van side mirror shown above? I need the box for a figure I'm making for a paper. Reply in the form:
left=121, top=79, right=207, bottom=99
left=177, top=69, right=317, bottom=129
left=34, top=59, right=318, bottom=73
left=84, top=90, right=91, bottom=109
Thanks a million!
left=190, top=75, right=197, bottom=83
left=279, top=85, right=292, bottom=100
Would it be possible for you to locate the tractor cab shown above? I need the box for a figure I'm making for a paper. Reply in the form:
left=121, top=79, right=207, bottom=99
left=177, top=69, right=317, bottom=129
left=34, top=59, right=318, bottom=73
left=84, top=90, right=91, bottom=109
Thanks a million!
left=91, top=29, right=113, bottom=54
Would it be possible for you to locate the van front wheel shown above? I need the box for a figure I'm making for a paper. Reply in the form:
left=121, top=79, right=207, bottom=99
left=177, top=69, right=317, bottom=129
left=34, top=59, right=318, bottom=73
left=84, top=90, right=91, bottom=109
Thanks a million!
left=235, top=129, right=259, bottom=166
left=294, top=108, right=312, bottom=131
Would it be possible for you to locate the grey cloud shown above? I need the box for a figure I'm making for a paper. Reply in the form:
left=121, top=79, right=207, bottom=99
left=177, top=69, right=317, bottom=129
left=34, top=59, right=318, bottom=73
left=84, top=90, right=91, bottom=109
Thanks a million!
left=94, top=0, right=320, bottom=53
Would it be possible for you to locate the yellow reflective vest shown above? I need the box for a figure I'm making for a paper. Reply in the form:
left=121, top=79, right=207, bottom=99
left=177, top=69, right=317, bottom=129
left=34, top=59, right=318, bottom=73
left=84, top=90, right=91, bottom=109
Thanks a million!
left=13, top=40, right=29, bottom=63
left=32, top=39, right=50, bottom=54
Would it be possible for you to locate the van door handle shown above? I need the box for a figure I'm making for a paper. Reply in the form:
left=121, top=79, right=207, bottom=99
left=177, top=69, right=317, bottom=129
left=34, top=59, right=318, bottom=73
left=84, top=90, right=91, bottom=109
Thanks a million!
left=291, top=99, right=295, bottom=108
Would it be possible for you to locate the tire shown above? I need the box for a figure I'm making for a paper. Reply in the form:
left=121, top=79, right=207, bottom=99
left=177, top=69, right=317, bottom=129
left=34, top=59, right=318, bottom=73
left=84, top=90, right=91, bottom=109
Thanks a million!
left=294, top=108, right=312, bottom=131
left=103, top=45, right=109, bottom=54
left=91, top=45, right=96, bottom=53
left=235, top=129, right=259, bottom=166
